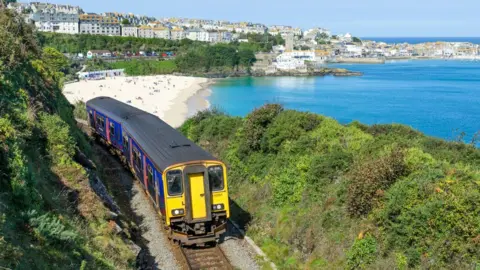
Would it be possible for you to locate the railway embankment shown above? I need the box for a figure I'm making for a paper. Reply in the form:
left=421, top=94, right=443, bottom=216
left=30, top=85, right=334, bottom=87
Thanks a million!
left=0, top=9, right=141, bottom=269
left=88, top=137, right=180, bottom=269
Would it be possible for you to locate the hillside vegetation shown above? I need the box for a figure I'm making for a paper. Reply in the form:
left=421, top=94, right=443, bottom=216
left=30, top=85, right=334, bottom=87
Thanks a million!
left=0, top=9, right=136, bottom=269
left=180, top=105, right=480, bottom=269
left=40, top=32, right=283, bottom=75
left=38, top=32, right=284, bottom=54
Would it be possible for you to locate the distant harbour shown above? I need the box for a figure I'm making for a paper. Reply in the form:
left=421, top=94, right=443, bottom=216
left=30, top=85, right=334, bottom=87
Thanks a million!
left=208, top=60, right=480, bottom=142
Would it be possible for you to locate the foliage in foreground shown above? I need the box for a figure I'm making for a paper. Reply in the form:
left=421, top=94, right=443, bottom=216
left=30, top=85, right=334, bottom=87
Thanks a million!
left=180, top=105, right=480, bottom=269
left=0, top=10, right=135, bottom=269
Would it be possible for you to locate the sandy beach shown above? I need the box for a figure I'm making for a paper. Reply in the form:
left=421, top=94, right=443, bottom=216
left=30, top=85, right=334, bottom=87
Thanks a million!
left=63, top=75, right=213, bottom=127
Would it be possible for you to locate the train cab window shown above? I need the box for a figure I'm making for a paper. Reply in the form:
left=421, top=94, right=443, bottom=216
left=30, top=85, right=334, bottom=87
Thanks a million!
left=208, top=166, right=224, bottom=191
left=166, top=170, right=183, bottom=196
left=109, top=122, right=115, bottom=136
left=147, top=164, right=154, bottom=187
left=96, top=115, right=105, bottom=129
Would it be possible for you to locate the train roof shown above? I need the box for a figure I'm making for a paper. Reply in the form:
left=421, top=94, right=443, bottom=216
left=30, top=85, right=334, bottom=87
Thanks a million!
left=86, top=96, right=218, bottom=171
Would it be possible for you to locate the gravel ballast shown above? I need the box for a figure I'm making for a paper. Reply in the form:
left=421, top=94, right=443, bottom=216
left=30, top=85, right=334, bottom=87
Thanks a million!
left=219, top=222, right=261, bottom=270
left=93, top=144, right=180, bottom=269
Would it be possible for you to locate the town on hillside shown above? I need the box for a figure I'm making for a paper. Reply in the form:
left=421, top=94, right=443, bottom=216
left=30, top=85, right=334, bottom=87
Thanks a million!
left=8, top=1, right=480, bottom=73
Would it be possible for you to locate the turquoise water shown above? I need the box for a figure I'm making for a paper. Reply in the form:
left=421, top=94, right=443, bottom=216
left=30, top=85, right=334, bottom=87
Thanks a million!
left=209, top=60, right=480, bottom=141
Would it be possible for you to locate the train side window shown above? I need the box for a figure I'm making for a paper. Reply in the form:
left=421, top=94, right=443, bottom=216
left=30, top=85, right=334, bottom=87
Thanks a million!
left=109, top=122, right=115, bottom=136
left=147, top=164, right=154, bottom=187
left=166, top=170, right=183, bottom=196
left=96, top=115, right=105, bottom=129
left=88, top=110, right=94, bottom=126
left=208, top=166, right=224, bottom=191
left=133, top=148, right=142, bottom=169
left=123, top=135, right=129, bottom=150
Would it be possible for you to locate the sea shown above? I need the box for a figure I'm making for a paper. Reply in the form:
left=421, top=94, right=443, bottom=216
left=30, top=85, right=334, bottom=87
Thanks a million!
left=362, top=37, right=480, bottom=44
left=208, top=60, right=480, bottom=142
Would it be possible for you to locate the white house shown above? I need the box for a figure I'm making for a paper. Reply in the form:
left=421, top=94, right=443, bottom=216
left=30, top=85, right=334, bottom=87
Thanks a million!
left=344, top=44, right=363, bottom=57
left=122, top=25, right=138, bottom=37
left=138, top=26, right=154, bottom=38
left=153, top=26, right=171, bottom=39
left=79, top=14, right=121, bottom=36
left=171, top=27, right=186, bottom=40
left=275, top=51, right=316, bottom=70
left=30, top=2, right=81, bottom=34
left=186, top=28, right=208, bottom=42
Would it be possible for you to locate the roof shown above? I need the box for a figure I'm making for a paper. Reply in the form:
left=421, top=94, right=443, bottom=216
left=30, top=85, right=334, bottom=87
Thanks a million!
left=86, top=97, right=218, bottom=171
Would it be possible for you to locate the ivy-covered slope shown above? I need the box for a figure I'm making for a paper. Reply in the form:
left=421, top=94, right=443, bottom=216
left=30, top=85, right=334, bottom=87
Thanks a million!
left=180, top=105, right=480, bottom=269
left=0, top=10, right=136, bottom=269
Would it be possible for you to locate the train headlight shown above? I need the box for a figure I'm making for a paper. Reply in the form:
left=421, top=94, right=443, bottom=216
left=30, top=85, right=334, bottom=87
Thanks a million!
left=171, top=209, right=184, bottom=216
left=212, top=204, right=224, bottom=210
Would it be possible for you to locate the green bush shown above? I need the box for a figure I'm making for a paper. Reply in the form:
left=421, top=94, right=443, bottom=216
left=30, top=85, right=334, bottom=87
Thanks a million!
left=28, top=211, right=79, bottom=245
left=73, top=101, right=87, bottom=120
left=262, top=110, right=322, bottom=153
left=240, top=104, right=283, bottom=154
left=375, top=164, right=480, bottom=268
left=39, top=113, right=76, bottom=166
left=347, top=147, right=407, bottom=216
left=346, top=235, right=378, bottom=269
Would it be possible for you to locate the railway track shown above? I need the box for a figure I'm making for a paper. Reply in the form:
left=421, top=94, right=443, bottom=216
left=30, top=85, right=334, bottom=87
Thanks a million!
left=180, top=245, right=232, bottom=270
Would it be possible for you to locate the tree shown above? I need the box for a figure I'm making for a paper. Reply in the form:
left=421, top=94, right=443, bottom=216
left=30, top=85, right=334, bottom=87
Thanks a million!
left=238, top=48, right=256, bottom=70
left=318, top=32, right=329, bottom=40
left=121, top=19, right=130, bottom=25
left=42, top=47, right=69, bottom=72
left=352, top=37, right=362, bottom=43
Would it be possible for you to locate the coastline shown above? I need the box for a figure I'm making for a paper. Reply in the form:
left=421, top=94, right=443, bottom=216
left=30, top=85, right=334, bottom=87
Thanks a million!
left=62, top=75, right=212, bottom=128
left=172, top=80, right=215, bottom=127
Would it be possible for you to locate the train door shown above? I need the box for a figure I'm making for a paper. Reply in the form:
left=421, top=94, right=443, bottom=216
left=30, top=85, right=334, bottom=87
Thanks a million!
left=131, top=143, right=144, bottom=186
left=88, top=109, right=94, bottom=127
left=146, top=161, right=157, bottom=206
left=157, top=171, right=165, bottom=215
left=123, top=133, right=130, bottom=160
left=188, top=173, right=207, bottom=219
left=95, top=114, right=106, bottom=137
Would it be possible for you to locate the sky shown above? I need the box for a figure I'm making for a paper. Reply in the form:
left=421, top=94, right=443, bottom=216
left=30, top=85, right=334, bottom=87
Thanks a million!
left=46, top=0, right=479, bottom=37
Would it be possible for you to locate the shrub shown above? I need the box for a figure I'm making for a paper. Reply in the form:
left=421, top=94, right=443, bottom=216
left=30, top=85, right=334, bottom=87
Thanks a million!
left=29, top=211, right=79, bottom=245
left=240, top=104, right=283, bottom=153
left=73, top=101, right=87, bottom=120
left=375, top=165, right=480, bottom=268
left=346, top=235, right=378, bottom=270
left=262, top=110, right=322, bottom=153
left=306, top=147, right=352, bottom=196
left=39, top=113, right=76, bottom=166
left=347, top=147, right=407, bottom=216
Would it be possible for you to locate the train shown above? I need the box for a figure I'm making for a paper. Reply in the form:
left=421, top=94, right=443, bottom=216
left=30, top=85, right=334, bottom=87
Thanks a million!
left=85, top=97, right=230, bottom=245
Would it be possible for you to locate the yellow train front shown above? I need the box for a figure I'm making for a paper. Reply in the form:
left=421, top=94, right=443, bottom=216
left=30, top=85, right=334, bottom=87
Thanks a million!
left=163, top=161, right=230, bottom=245
left=86, top=97, right=229, bottom=246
